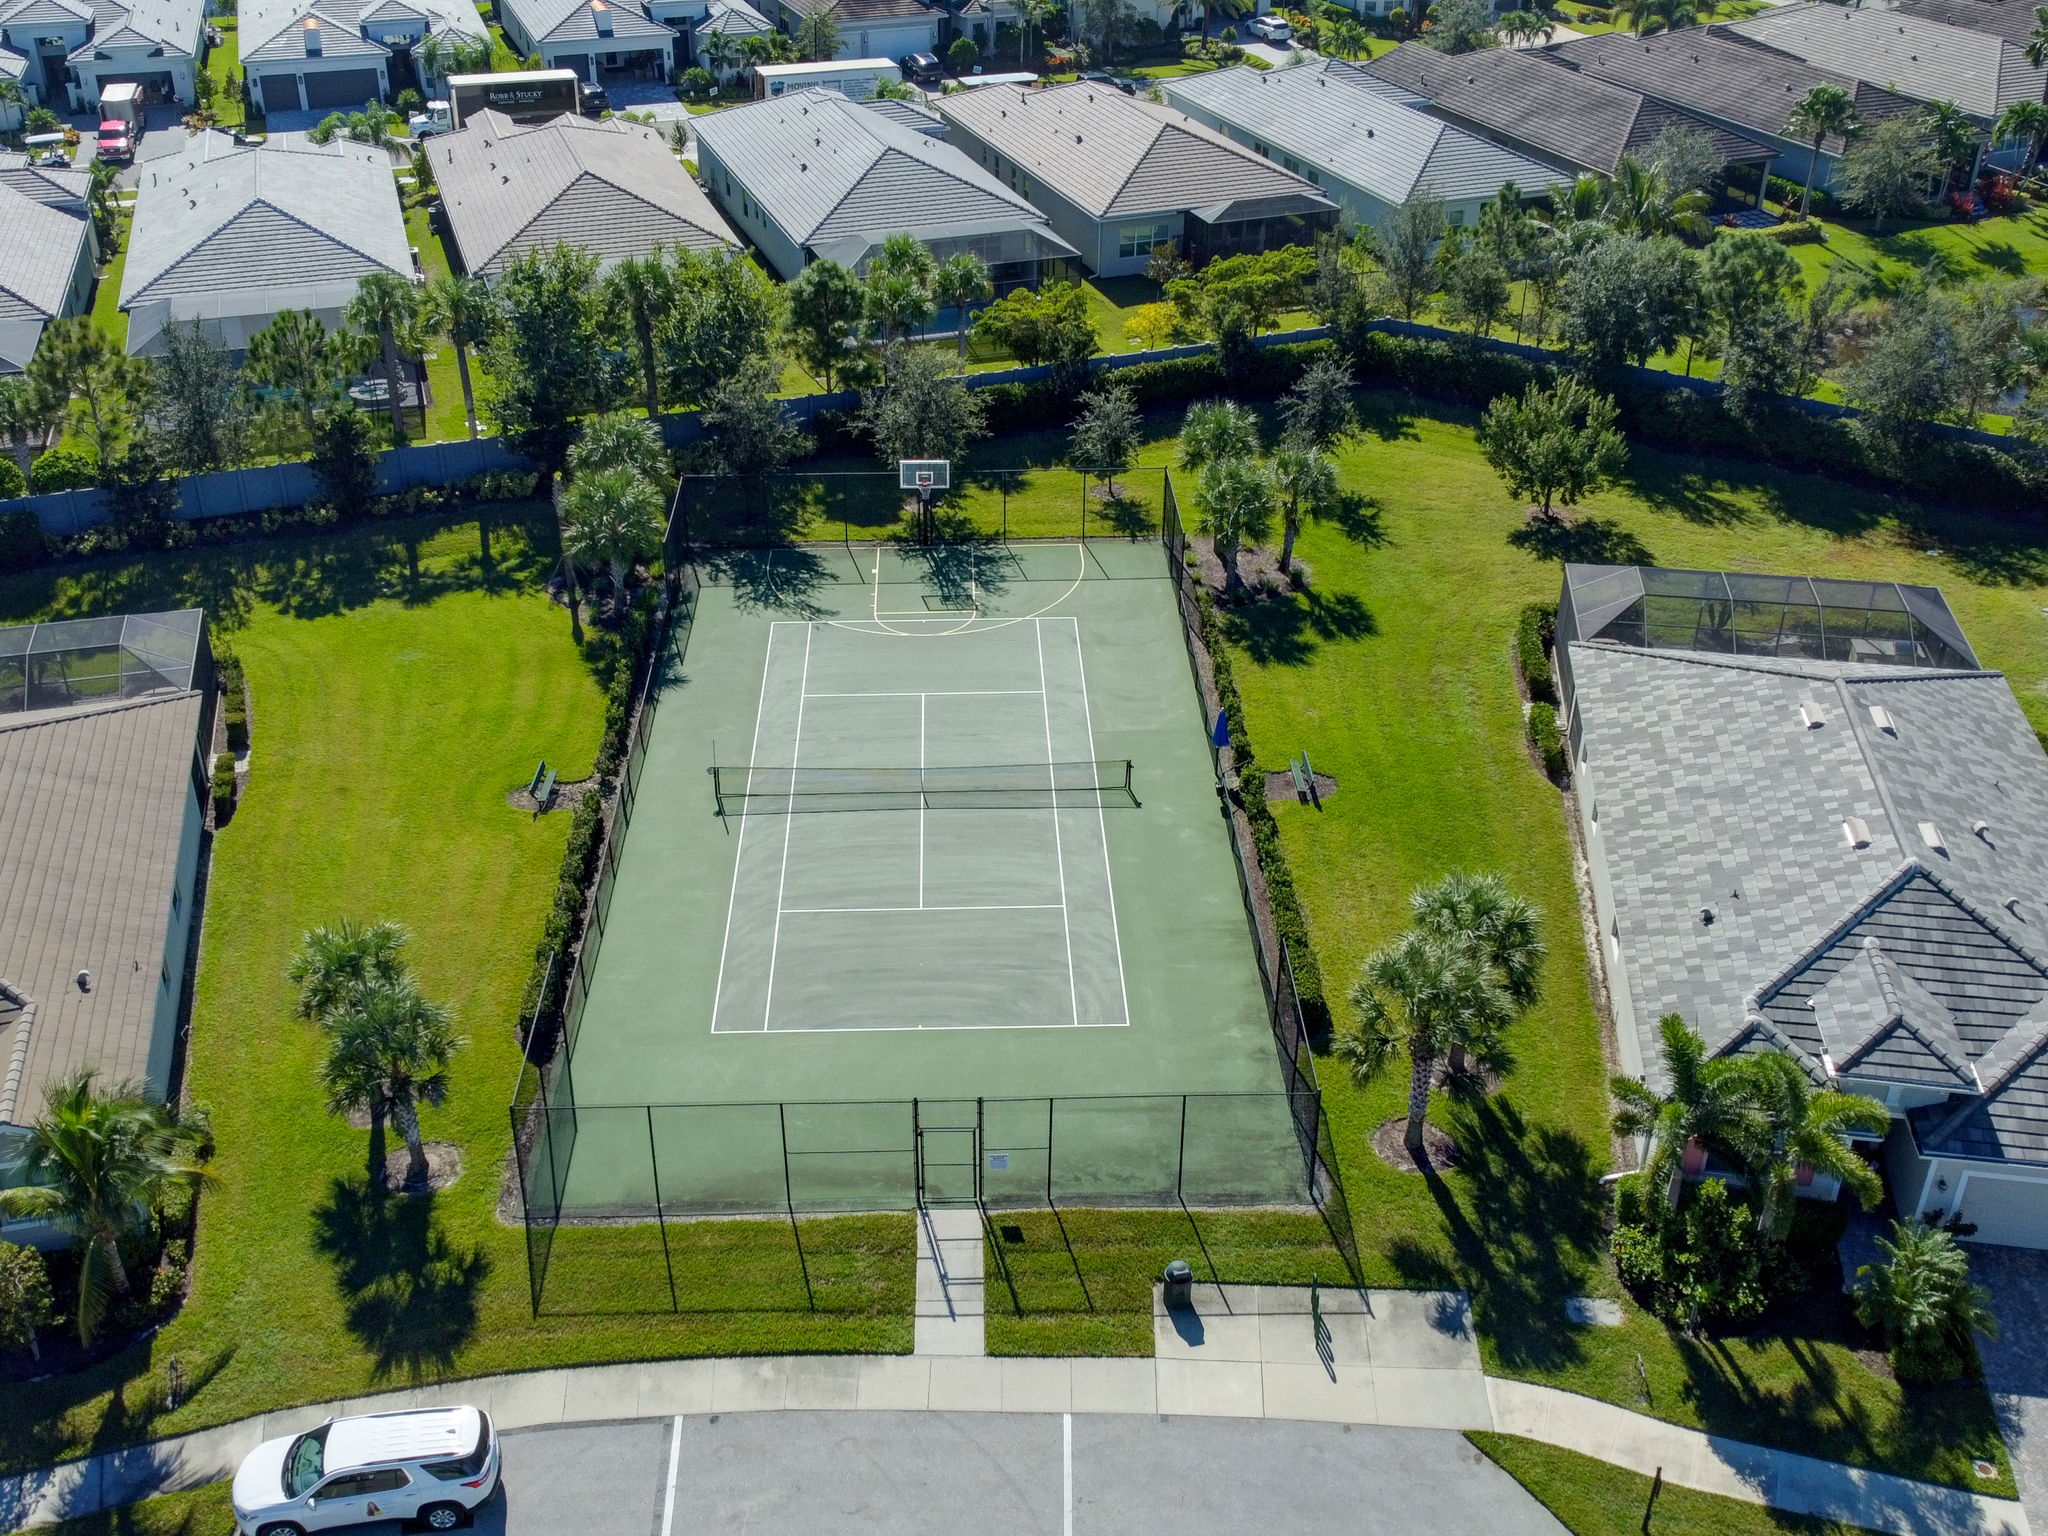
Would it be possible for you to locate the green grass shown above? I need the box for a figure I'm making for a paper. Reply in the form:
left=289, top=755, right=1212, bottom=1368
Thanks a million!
left=0, top=511, right=913, bottom=1476
left=403, top=205, right=482, bottom=445
left=1786, top=205, right=2048, bottom=295
left=1469, top=1434, right=1890, bottom=1536
left=7, top=1481, right=234, bottom=1536
left=202, top=21, right=245, bottom=132
left=88, top=222, right=128, bottom=352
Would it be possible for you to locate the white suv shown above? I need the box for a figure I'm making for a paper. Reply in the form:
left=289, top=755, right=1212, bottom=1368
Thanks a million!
left=1247, top=12, right=1293, bottom=39
left=232, top=1406, right=499, bottom=1535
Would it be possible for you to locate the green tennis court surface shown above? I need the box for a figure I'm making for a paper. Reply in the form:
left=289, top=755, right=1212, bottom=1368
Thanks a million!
left=549, top=541, right=1304, bottom=1214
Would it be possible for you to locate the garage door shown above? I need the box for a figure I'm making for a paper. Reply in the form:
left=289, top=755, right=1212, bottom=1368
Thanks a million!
left=552, top=53, right=591, bottom=80
left=1958, top=1172, right=2048, bottom=1250
left=256, top=72, right=302, bottom=113
left=303, top=68, right=382, bottom=108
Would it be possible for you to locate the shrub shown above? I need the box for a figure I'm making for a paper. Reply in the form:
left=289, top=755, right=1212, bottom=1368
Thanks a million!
left=216, top=647, right=249, bottom=752
left=1516, top=603, right=1556, bottom=705
left=1614, top=1177, right=1775, bottom=1326
left=1853, top=1219, right=1997, bottom=1383
left=30, top=447, right=96, bottom=493
left=1527, top=702, right=1566, bottom=781
left=0, top=456, right=22, bottom=499
left=211, top=750, right=237, bottom=820
left=1755, top=218, right=1826, bottom=245
left=0, top=1240, right=55, bottom=1361
left=681, top=66, right=714, bottom=96
left=0, top=511, right=45, bottom=573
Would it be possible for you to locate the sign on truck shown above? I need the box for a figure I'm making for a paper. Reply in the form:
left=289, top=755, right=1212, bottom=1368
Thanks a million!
left=410, top=69, right=589, bottom=136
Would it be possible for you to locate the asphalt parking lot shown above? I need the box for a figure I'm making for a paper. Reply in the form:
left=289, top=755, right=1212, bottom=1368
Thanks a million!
left=441, top=1412, right=1565, bottom=1536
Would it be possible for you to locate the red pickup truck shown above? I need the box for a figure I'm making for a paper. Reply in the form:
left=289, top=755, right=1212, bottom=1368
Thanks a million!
left=95, top=120, right=133, bottom=163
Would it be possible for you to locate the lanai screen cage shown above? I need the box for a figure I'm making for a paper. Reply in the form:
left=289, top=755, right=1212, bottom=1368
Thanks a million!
left=0, top=610, right=210, bottom=717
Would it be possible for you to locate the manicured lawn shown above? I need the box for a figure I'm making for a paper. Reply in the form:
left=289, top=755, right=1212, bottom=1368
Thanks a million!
left=0, top=511, right=913, bottom=1476
left=203, top=21, right=245, bottom=131
left=13, top=1480, right=234, bottom=1536
left=1220, top=389, right=2027, bottom=1493
left=1470, top=1434, right=1889, bottom=1536
left=1786, top=206, right=2048, bottom=295
left=88, top=224, right=128, bottom=351
left=403, top=205, right=483, bottom=445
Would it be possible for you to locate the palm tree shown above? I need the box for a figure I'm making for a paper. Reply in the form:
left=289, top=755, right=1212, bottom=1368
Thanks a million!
left=287, top=917, right=411, bottom=1024
left=568, top=411, right=669, bottom=483
left=1609, top=1014, right=1767, bottom=1208
left=422, top=274, right=498, bottom=441
left=1614, top=0, right=1696, bottom=34
left=0, top=373, right=61, bottom=489
left=602, top=251, right=679, bottom=419
left=1269, top=440, right=1336, bottom=581
left=933, top=251, right=993, bottom=363
left=2027, top=3, right=2048, bottom=68
left=1177, top=398, right=1261, bottom=473
left=1995, top=99, right=2048, bottom=176
left=343, top=268, right=420, bottom=447
left=562, top=465, right=667, bottom=604
left=1786, top=84, right=1859, bottom=219
left=864, top=234, right=939, bottom=343
left=703, top=30, right=744, bottom=79
left=0, top=1071, right=209, bottom=1341
left=1743, top=1052, right=1888, bottom=1239
left=1195, top=455, right=1274, bottom=599
left=1853, top=1219, right=1998, bottom=1382
left=322, top=976, right=463, bottom=1191
left=1923, top=100, right=1978, bottom=192
left=1337, top=929, right=1513, bottom=1158
left=1410, top=870, right=1544, bottom=1077
left=1019, top=0, right=1059, bottom=63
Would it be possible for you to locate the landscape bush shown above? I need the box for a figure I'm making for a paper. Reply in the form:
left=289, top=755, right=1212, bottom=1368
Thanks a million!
left=29, top=447, right=95, bottom=493
left=0, top=511, right=45, bottom=573
left=216, top=648, right=249, bottom=753
left=1516, top=603, right=1556, bottom=705
left=1526, top=702, right=1567, bottom=781
left=210, top=751, right=236, bottom=821
left=1612, top=1176, right=1774, bottom=1326
left=0, top=457, right=22, bottom=499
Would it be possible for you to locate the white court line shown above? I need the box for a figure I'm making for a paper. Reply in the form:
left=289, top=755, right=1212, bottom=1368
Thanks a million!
left=802, top=689, right=1043, bottom=699
left=1068, top=615, right=1132, bottom=1031
left=1035, top=618, right=1080, bottom=1030
left=739, top=1019, right=1125, bottom=1034
left=659, top=1415, right=682, bottom=1536
left=780, top=904, right=1064, bottom=915
left=918, top=691, right=926, bottom=910
left=706, top=624, right=785, bottom=1036
left=830, top=544, right=1086, bottom=638
left=758, top=623, right=816, bottom=1034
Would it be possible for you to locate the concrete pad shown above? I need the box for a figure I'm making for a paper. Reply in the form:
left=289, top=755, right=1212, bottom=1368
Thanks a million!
left=1362, top=1292, right=1480, bottom=1371
left=1369, top=1367, right=1496, bottom=1431
left=781, top=1355, right=863, bottom=1410
left=854, top=1356, right=933, bottom=1411
left=1155, top=1358, right=1264, bottom=1418
left=711, top=1357, right=789, bottom=1413
left=1258, top=1361, right=1377, bottom=1425
left=1069, top=1358, right=1157, bottom=1415
left=1565, top=1297, right=1625, bottom=1327
left=1154, top=1309, right=1263, bottom=1362
left=914, top=1313, right=986, bottom=1356
left=999, top=1358, right=1074, bottom=1414
left=630, top=1360, right=716, bottom=1418
left=925, top=1356, right=1005, bottom=1412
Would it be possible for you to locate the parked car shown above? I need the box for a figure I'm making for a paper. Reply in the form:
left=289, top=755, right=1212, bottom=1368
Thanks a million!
left=232, top=1406, right=499, bottom=1535
left=1246, top=12, right=1293, bottom=40
left=1076, top=69, right=1137, bottom=93
left=578, top=80, right=610, bottom=115
left=901, top=51, right=942, bottom=82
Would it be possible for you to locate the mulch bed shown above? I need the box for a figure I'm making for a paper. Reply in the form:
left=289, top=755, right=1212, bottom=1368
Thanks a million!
left=1371, top=1117, right=1461, bottom=1174
left=1263, top=770, right=1339, bottom=804
left=380, top=1141, right=462, bottom=1195
left=506, top=777, right=598, bottom=815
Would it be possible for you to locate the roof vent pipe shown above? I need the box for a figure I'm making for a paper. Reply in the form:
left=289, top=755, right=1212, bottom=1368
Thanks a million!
left=1974, top=819, right=1993, bottom=843
left=1843, top=817, right=1872, bottom=849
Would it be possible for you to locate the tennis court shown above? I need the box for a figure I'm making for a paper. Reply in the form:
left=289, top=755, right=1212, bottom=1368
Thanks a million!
left=537, top=538, right=1307, bottom=1217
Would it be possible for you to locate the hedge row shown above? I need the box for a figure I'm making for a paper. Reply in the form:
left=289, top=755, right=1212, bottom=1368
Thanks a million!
left=1527, top=704, right=1567, bottom=782
left=210, top=750, right=236, bottom=822
left=1725, top=164, right=1836, bottom=217
left=1191, top=577, right=1331, bottom=1033
left=215, top=646, right=249, bottom=753
left=1516, top=603, right=1556, bottom=707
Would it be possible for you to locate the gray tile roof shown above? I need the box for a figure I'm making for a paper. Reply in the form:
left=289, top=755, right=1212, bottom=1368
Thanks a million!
left=1723, top=3, right=2047, bottom=117
left=936, top=80, right=1335, bottom=221
left=778, top=0, right=933, bottom=23
left=121, top=136, right=409, bottom=308
left=1363, top=39, right=1775, bottom=176
left=235, top=0, right=482, bottom=57
left=433, top=109, right=738, bottom=275
left=1161, top=61, right=1564, bottom=207
left=694, top=0, right=770, bottom=36
left=499, top=0, right=673, bottom=47
left=65, top=0, right=203, bottom=60
left=0, top=156, right=92, bottom=212
left=0, top=689, right=203, bottom=1128
left=1897, top=0, right=2040, bottom=47
left=1543, top=29, right=1920, bottom=155
left=1574, top=594, right=2048, bottom=1166
left=0, top=0, right=92, bottom=26
left=694, top=87, right=1071, bottom=254
left=0, top=183, right=89, bottom=322
left=859, top=94, right=943, bottom=136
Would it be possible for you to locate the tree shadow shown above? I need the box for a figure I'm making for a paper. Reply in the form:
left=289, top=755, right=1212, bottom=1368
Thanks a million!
left=1325, top=491, right=1386, bottom=548
left=1972, top=241, right=2028, bottom=278
left=1224, top=589, right=1377, bottom=666
left=700, top=546, right=834, bottom=619
left=1616, top=467, right=1760, bottom=529
left=1356, top=395, right=1421, bottom=443
left=1506, top=516, right=1656, bottom=567
left=311, top=1175, right=488, bottom=1383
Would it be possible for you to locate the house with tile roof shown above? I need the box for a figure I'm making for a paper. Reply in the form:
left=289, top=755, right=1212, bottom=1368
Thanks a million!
left=0, top=611, right=213, bottom=1249
left=691, top=86, right=1076, bottom=285
left=432, top=108, right=739, bottom=277
left=1361, top=41, right=1777, bottom=185
left=936, top=81, right=1338, bottom=278
left=1162, top=61, right=1564, bottom=236
left=497, top=0, right=678, bottom=84
left=768, top=0, right=944, bottom=65
left=1558, top=564, right=2048, bottom=1249
left=120, top=133, right=410, bottom=355
left=237, top=0, right=488, bottom=118
left=0, top=181, right=93, bottom=374
left=0, top=0, right=204, bottom=111
left=1723, top=2, right=2047, bottom=121
left=1542, top=29, right=1924, bottom=195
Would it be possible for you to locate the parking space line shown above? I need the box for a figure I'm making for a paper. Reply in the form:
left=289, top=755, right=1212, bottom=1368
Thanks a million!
left=660, top=1414, right=682, bottom=1536
left=1063, top=1412, right=1073, bottom=1536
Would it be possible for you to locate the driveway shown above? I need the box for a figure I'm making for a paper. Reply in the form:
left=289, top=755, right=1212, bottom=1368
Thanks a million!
left=1973, top=1247, right=2048, bottom=1532
left=360, top=1414, right=1567, bottom=1536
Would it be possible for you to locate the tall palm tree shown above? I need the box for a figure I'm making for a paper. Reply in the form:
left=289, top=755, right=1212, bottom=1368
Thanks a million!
left=1019, top=0, right=1059, bottom=62
left=0, top=373, right=61, bottom=489
left=933, top=251, right=993, bottom=363
left=288, top=918, right=412, bottom=1024
left=1269, top=440, right=1336, bottom=580
left=1744, top=1052, right=1888, bottom=1239
left=343, top=269, right=420, bottom=446
left=1609, top=1014, right=1767, bottom=1208
left=1786, top=83, right=1859, bottom=218
left=322, top=977, right=463, bottom=1191
left=568, top=411, right=669, bottom=483
left=1410, top=870, right=1544, bottom=1076
left=1195, top=455, right=1274, bottom=599
left=561, top=464, right=667, bottom=603
left=1177, top=398, right=1261, bottom=472
left=1337, top=930, right=1513, bottom=1157
left=1995, top=99, right=2048, bottom=176
left=0, top=1072, right=210, bottom=1341
left=422, top=274, right=498, bottom=441
left=604, top=250, right=678, bottom=420
left=1923, top=100, right=1978, bottom=192
left=703, top=30, right=744, bottom=79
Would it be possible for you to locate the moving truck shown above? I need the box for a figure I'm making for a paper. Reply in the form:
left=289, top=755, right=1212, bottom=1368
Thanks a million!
left=408, top=69, right=592, bottom=136
left=97, top=80, right=140, bottom=162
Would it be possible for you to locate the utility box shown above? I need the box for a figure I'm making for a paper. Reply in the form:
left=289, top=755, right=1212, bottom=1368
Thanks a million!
left=1162, top=1259, right=1193, bottom=1310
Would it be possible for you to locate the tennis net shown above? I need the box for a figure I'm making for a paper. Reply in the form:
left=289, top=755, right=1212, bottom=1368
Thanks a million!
left=710, top=760, right=1138, bottom=814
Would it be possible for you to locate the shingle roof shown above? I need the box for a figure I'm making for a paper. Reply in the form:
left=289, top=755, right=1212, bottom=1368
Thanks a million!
left=498, top=0, right=673, bottom=47
left=1722, top=3, right=2047, bottom=117
left=121, top=136, right=408, bottom=306
left=936, top=80, right=1335, bottom=221
left=1364, top=40, right=1774, bottom=175
left=1161, top=61, right=1564, bottom=207
left=0, top=687, right=203, bottom=1128
left=694, top=87, right=1072, bottom=255
left=0, top=183, right=88, bottom=322
left=433, top=109, right=738, bottom=275
left=1544, top=29, right=1920, bottom=154
left=65, top=0, right=203, bottom=60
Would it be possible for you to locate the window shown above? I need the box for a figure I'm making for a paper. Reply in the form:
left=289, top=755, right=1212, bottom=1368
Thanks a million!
left=1445, top=208, right=1466, bottom=227
left=1117, top=220, right=1172, bottom=260
left=283, top=1428, right=329, bottom=1499
left=315, top=1469, right=410, bottom=1501
left=424, top=1414, right=493, bottom=1481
